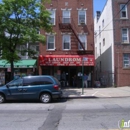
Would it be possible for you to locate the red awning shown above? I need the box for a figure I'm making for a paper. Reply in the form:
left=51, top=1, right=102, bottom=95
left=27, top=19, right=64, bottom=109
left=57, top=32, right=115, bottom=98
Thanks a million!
left=39, top=55, right=95, bottom=66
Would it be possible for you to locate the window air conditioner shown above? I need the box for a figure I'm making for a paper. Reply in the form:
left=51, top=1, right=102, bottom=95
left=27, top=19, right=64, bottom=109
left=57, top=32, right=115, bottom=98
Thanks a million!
left=80, top=19, right=85, bottom=24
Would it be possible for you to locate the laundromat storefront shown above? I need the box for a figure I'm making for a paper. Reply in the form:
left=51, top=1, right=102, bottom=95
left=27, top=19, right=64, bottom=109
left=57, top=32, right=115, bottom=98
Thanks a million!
left=39, top=55, right=95, bottom=87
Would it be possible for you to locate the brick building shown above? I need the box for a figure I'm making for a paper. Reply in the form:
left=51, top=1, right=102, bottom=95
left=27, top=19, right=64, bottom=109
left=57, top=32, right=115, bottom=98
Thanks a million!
left=39, top=0, right=95, bottom=87
left=94, top=0, right=130, bottom=87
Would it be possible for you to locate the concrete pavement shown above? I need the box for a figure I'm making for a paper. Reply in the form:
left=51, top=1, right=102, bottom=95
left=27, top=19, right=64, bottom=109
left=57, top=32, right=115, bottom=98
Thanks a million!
left=62, top=86, right=130, bottom=98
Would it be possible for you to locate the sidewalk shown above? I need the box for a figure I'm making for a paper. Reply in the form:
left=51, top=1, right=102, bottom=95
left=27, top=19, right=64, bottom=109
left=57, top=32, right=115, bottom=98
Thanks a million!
left=62, top=86, right=130, bottom=98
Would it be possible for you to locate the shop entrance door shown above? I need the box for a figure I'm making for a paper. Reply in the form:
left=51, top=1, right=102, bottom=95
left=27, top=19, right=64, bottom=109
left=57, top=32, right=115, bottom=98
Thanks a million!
left=69, top=67, right=77, bottom=87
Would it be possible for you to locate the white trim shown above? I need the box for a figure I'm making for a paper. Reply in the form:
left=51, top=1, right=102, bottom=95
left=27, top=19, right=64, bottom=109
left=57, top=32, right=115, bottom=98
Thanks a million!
left=45, top=32, right=56, bottom=35
left=77, top=8, right=87, bottom=11
left=61, top=32, right=72, bottom=35
left=62, top=34, right=71, bottom=50
left=78, top=10, right=87, bottom=25
left=47, top=35, right=55, bottom=50
left=46, top=8, right=57, bottom=11
left=61, top=8, right=72, bottom=11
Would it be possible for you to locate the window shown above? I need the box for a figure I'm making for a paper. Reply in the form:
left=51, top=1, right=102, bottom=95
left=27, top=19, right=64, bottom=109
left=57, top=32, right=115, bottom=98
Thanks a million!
left=102, top=19, right=104, bottom=27
left=99, top=26, right=101, bottom=37
left=103, top=38, right=105, bottom=46
left=62, top=10, right=71, bottom=23
left=78, top=10, right=86, bottom=24
left=123, top=53, right=130, bottom=68
left=62, top=35, right=70, bottom=50
left=99, top=42, right=101, bottom=55
left=29, top=45, right=39, bottom=51
left=78, top=34, right=87, bottom=50
left=20, top=45, right=26, bottom=55
left=120, top=4, right=127, bottom=18
left=8, top=78, right=23, bottom=87
left=48, top=10, right=56, bottom=25
left=42, top=77, right=53, bottom=85
left=47, top=35, right=55, bottom=50
left=122, top=28, right=129, bottom=43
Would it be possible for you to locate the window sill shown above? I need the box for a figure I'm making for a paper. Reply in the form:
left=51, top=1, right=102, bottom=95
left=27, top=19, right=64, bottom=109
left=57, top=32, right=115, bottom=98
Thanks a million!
left=46, top=49, right=56, bottom=51
left=123, top=67, right=130, bottom=70
left=120, top=17, right=128, bottom=20
left=121, top=42, right=130, bottom=44
left=63, top=49, right=71, bottom=51
left=78, top=23, right=87, bottom=26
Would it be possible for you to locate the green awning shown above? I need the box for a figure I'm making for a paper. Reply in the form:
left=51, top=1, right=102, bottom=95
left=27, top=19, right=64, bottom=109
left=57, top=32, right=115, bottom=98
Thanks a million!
left=0, top=59, right=37, bottom=68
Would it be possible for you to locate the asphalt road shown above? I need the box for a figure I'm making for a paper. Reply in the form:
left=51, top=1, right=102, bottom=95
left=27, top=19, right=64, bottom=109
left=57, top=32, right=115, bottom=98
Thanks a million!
left=0, top=97, right=130, bottom=130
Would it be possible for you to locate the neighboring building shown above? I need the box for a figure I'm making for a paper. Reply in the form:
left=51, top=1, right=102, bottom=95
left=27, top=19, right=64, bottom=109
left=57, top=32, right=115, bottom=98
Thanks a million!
left=94, top=0, right=130, bottom=87
left=39, top=0, right=95, bottom=87
left=0, top=42, right=38, bottom=84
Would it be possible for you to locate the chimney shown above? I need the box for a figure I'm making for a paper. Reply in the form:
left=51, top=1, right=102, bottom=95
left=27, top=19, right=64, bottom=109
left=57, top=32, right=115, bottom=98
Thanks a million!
left=96, top=11, right=101, bottom=22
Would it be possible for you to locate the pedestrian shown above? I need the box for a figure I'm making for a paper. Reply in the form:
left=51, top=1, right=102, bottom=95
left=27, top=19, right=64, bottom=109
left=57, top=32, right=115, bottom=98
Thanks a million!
left=83, top=73, right=88, bottom=88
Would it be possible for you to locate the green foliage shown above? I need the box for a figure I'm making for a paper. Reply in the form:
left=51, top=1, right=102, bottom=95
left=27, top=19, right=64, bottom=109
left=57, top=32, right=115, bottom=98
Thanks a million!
left=0, top=0, right=52, bottom=79
left=0, top=0, right=52, bottom=61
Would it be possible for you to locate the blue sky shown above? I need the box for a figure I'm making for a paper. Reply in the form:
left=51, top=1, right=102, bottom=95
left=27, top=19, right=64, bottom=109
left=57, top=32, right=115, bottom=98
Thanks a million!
left=94, top=0, right=107, bottom=15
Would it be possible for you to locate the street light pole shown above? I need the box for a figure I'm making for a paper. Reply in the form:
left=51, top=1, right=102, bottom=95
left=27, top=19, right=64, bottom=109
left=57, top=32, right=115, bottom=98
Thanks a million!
left=82, top=58, right=84, bottom=95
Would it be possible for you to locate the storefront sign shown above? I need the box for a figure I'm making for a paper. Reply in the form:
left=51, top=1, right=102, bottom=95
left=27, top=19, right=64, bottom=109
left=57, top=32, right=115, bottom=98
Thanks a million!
left=39, top=55, right=95, bottom=66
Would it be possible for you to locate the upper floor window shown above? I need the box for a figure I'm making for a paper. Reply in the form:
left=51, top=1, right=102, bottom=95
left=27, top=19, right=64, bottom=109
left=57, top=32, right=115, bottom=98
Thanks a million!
left=103, top=38, right=105, bottom=46
left=47, top=35, right=55, bottom=50
left=123, top=53, right=130, bottom=68
left=120, top=4, right=127, bottom=18
left=20, top=45, right=26, bottom=55
left=78, top=10, right=86, bottom=25
left=62, top=10, right=71, bottom=23
left=99, top=26, right=101, bottom=38
left=29, top=45, right=39, bottom=51
left=48, top=10, right=56, bottom=25
left=122, top=28, right=129, bottom=43
left=99, top=42, right=101, bottom=55
left=102, top=19, right=104, bottom=28
left=62, top=34, right=70, bottom=50
left=78, top=34, right=87, bottom=50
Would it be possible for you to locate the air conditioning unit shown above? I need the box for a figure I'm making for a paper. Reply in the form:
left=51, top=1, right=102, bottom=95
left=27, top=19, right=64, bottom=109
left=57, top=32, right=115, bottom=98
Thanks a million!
left=122, top=40, right=129, bottom=44
left=80, top=19, right=85, bottom=24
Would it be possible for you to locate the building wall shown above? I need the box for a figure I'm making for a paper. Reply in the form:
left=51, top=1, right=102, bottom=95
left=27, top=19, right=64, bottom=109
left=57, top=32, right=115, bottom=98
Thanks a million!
left=40, top=0, right=94, bottom=56
left=113, top=0, right=130, bottom=86
left=95, top=0, right=130, bottom=87
left=94, top=0, right=114, bottom=86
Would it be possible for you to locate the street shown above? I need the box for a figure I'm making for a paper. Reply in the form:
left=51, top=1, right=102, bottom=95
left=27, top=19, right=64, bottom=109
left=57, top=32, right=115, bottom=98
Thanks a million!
left=0, top=97, right=130, bottom=130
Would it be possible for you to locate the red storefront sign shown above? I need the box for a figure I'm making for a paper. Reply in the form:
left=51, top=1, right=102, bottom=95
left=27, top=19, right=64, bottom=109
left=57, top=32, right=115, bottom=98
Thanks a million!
left=39, top=55, right=95, bottom=66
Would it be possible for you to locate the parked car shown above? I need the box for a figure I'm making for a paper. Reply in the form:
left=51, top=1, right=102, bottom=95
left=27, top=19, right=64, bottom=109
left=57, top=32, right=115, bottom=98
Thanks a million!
left=0, top=75, right=62, bottom=103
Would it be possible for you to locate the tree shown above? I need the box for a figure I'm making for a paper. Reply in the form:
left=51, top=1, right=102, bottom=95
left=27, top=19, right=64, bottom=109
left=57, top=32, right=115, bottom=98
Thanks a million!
left=0, top=0, right=52, bottom=80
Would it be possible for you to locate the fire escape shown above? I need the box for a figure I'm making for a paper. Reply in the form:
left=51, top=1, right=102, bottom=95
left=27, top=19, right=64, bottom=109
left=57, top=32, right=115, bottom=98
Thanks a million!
left=59, top=17, right=92, bottom=55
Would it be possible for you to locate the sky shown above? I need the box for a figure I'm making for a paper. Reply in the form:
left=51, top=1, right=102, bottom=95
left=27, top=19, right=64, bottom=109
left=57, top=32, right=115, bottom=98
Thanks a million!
left=94, top=0, right=107, bottom=16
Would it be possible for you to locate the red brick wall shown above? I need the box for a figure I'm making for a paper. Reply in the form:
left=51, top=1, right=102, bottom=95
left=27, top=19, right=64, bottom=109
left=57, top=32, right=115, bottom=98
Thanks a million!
left=113, top=0, right=130, bottom=86
left=40, top=0, right=94, bottom=56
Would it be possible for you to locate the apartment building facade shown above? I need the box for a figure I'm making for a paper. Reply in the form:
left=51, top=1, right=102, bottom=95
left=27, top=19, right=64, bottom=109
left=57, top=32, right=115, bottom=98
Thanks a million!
left=39, top=0, right=95, bottom=87
left=94, top=0, right=130, bottom=87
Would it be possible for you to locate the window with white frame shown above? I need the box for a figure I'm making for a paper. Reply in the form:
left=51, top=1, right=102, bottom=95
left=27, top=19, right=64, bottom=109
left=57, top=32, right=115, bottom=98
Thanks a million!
left=122, top=28, right=129, bottom=43
left=78, top=34, right=86, bottom=50
left=123, top=53, right=130, bottom=68
left=120, top=4, right=127, bottom=18
left=62, top=34, right=70, bottom=50
left=48, top=10, right=56, bottom=25
left=62, top=10, right=71, bottom=23
left=78, top=10, right=86, bottom=24
left=47, top=35, right=55, bottom=50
